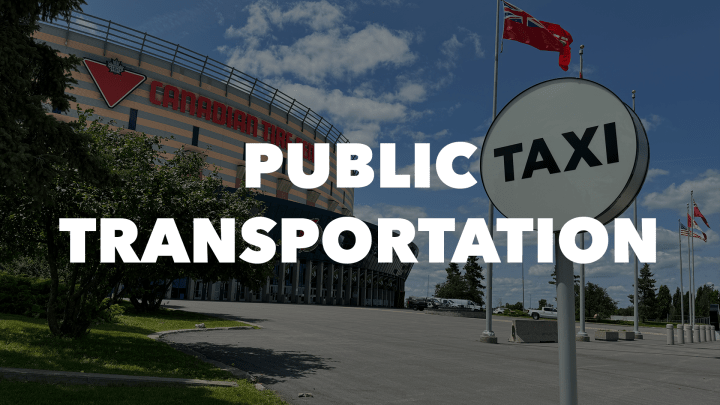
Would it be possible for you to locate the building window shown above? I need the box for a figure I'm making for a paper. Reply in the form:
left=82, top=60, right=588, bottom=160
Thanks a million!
left=192, top=126, right=199, bottom=146
left=128, top=108, right=138, bottom=130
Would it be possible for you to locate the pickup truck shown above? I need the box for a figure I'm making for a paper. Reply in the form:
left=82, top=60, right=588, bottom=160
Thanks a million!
left=527, top=307, right=558, bottom=320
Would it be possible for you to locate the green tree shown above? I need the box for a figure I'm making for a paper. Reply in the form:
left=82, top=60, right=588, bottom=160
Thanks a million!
left=538, top=299, right=548, bottom=309
left=1, top=109, right=275, bottom=337
left=0, top=0, right=108, bottom=207
left=580, top=282, right=618, bottom=320
left=656, top=285, right=672, bottom=320
left=507, top=301, right=524, bottom=311
left=628, top=263, right=657, bottom=321
left=434, top=263, right=464, bottom=299
left=461, top=256, right=485, bottom=306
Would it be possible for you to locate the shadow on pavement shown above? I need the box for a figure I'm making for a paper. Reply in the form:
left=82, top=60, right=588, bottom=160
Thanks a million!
left=181, top=343, right=336, bottom=385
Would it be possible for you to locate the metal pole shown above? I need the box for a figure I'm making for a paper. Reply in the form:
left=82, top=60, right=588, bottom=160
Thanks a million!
left=556, top=232, right=578, bottom=405
left=690, top=192, right=696, bottom=326
left=679, top=221, right=685, bottom=328
left=522, top=260, right=525, bottom=310
left=632, top=90, right=642, bottom=338
left=577, top=233, right=588, bottom=341
left=579, top=45, right=584, bottom=78
left=687, top=204, right=692, bottom=325
left=482, top=0, right=501, bottom=344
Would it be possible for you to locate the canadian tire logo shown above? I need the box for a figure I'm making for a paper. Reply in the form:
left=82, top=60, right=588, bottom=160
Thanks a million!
left=83, top=58, right=146, bottom=108
left=297, top=218, right=323, bottom=253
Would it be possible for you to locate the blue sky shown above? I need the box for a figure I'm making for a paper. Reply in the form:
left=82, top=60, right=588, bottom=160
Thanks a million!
left=82, top=0, right=720, bottom=308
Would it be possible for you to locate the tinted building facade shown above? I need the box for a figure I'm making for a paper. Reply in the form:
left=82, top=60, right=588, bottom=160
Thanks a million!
left=37, top=12, right=416, bottom=307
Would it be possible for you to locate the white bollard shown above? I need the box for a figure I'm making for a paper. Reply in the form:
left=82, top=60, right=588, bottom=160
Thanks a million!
left=677, top=324, right=684, bottom=344
left=666, top=324, right=674, bottom=345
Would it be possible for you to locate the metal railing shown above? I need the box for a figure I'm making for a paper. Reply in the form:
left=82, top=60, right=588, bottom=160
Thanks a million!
left=44, top=11, right=350, bottom=145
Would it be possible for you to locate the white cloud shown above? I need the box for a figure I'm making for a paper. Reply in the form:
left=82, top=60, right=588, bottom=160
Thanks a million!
left=270, top=80, right=410, bottom=146
left=408, top=129, right=449, bottom=141
left=223, top=17, right=416, bottom=84
left=529, top=264, right=553, bottom=276
left=569, top=63, right=595, bottom=77
left=474, top=116, right=494, bottom=132
left=437, top=34, right=463, bottom=70
left=646, top=168, right=669, bottom=182
left=225, top=0, right=345, bottom=39
left=381, top=80, right=427, bottom=104
left=216, top=12, right=224, bottom=25
left=640, top=114, right=663, bottom=132
left=641, top=169, right=720, bottom=215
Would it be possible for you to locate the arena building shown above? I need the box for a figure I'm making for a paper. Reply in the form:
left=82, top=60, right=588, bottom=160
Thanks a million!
left=37, top=12, right=417, bottom=308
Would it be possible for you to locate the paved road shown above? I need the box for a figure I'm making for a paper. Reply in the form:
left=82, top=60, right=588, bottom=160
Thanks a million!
left=164, top=300, right=720, bottom=404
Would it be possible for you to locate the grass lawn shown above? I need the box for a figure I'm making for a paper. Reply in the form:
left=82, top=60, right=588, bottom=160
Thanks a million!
left=0, top=303, right=285, bottom=404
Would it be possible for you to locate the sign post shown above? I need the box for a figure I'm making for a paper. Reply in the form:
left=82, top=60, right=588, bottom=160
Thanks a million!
left=480, top=78, right=649, bottom=405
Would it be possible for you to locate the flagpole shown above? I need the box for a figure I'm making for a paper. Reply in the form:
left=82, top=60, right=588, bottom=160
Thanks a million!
left=687, top=204, right=693, bottom=328
left=481, top=0, right=500, bottom=344
left=522, top=260, right=525, bottom=311
left=690, top=192, right=696, bottom=327
left=577, top=232, right=588, bottom=341
left=678, top=220, right=685, bottom=338
left=632, top=90, right=643, bottom=339
left=579, top=45, right=584, bottom=78
left=576, top=47, right=588, bottom=342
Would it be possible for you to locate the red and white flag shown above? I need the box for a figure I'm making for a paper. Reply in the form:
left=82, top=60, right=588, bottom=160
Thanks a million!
left=693, top=201, right=710, bottom=229
left=502, top=1, right=574, bottom=71
left=688, top=214, right=707, bottom=242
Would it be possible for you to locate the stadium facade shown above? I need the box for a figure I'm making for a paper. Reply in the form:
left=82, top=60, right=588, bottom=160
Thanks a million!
left=37, top=12, right=416, bottom=308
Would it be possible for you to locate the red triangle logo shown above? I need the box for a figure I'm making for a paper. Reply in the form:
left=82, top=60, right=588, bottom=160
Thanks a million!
left=83, top=58, right=146, bottom=108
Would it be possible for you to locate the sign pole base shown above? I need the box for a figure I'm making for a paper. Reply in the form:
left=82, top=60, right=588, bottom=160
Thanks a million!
left=556, top=232, right=578, bottom=405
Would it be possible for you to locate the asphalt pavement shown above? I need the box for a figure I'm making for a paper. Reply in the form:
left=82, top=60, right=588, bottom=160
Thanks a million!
left=163, top=300, right=720, bottom=404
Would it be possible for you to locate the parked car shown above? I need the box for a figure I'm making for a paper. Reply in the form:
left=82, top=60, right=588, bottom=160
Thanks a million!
left=406, top=298, right=427, bottom=311
left=493, top=307, right=507, bottom=314
left=527, top=307, right=558, bottom=320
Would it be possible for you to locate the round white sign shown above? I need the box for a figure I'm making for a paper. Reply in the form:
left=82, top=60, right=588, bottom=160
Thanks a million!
left=480, top=78, right=649, bottom=231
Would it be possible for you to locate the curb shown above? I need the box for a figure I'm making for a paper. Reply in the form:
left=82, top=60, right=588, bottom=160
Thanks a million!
left=150, top=326, right=259, bottom=384
left=0, top=367, right=238, bottom=387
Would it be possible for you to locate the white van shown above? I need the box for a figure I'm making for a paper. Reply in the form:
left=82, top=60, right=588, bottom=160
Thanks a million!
left=446, top=299, right=483, bottom=312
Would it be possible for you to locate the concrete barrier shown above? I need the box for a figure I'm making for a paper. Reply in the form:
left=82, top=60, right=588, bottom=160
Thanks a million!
left=694, top=325, right=701, bottom=342
left=618, top=331, right=635, bottom=341
left=508, top=320, right=557, bottom=343
left=595, top=330, right=619, bottom=341
left=424, top=309, right=486, bottom=319
left=666, top=324, right=674, bottom=345
left=705, top=325, right=711, bottom=342
left=685, top=324, right=693, bottom=343
left=677, top=324, right=684, bottom=344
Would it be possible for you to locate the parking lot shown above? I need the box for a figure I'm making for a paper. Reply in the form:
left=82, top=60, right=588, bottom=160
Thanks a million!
left=165, top=300, right=720, bottom=404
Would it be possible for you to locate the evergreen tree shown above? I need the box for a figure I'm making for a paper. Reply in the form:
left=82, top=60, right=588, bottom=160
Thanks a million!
left=434, top=263, right=464, bottom=298
left=628, top=264, right=657, bottom=321
left=0, top=0, right=108, bottom=207
left=656, top=285, right=672, bottom=320
left=538, top=299, right=548, bottom=309
left=462, top=256, right=485, bottom=306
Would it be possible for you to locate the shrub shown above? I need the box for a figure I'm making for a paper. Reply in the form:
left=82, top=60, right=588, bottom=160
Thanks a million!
left=0, top=272, right=67, bottom=318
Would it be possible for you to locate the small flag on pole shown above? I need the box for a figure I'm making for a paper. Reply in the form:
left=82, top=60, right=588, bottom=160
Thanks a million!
left=681, top=220, right=707, bottom=242
left=502, top=1, right=574, bottom=71
left=693, top=201, right=710, bottom=229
